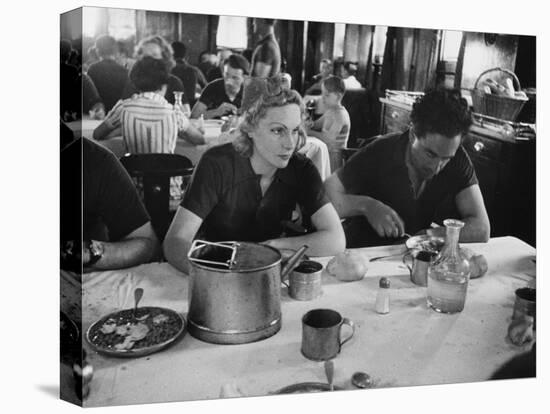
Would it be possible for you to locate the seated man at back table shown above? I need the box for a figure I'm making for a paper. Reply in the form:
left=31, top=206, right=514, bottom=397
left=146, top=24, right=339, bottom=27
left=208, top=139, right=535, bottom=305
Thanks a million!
left=61, top=137, right=159, bottom=272
left=324, top=88, right=490, bottom=247
left=190, top=54, right=249, bottom=120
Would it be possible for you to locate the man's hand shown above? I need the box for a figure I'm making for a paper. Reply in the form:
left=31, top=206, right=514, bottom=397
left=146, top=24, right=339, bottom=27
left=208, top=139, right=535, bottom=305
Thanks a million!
left=364, top=199, right=405, bottom=238
left=216, top=102, right=238, bottom=117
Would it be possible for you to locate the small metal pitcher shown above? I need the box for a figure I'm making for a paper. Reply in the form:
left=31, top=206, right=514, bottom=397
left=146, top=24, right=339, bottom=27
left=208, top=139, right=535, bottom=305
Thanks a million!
left=403, top=250, right=437, bottom=286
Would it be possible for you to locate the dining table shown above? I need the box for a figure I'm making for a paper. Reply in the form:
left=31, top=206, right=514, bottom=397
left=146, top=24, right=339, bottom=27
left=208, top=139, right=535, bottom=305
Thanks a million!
left=61, top=236, right=536, bottom=407
left=65, top=118, right=332, bottom=180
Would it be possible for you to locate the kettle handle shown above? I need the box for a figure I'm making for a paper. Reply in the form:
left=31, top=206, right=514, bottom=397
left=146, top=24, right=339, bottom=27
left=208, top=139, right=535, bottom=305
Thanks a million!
left=280, top=245, right=309, bottom=283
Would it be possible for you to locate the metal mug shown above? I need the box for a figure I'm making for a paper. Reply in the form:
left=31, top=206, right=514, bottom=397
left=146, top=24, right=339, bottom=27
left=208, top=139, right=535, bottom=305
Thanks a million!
left=283, top=260, right=323, bottom=301
left=301, top=309, right=355, bottom=361
left=403, top=250, right=437, bottom=286
left=513, top=287, right=536, bottom=329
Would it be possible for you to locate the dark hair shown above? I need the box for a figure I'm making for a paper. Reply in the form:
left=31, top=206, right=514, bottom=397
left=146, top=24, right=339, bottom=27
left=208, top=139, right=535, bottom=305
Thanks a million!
left=225, top=54, right=250, bottom=75
left=129, top=56, right=170, bottom=92
left=411, top=88, right=473, bottom=138
left=61, top=39, right=72, bottom=62
left=322, top=75, right=346, bottom=95
left=116, top=40, right=131, bottom=57
left=95, top=35, right=117, bottom=58
left=344, top=61, right=358, bottom=76
left=171, top=41, right=187, bottom=59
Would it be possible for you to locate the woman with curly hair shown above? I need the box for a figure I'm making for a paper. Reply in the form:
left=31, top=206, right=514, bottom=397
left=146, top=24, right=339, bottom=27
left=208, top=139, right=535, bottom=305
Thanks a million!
left=120, top=35, right=189, bottom=111
left=164, top=76, right=345, bottom=273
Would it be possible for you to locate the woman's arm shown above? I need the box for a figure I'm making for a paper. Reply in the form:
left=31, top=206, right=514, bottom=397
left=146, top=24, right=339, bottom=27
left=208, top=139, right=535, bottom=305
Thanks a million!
left=163, top=206, right=204, bottom=273
left=264, top=203, right=346, bottom=256
left=178, top=122, right=205, bottom=145
left=93, top=120, right=117, bottom=141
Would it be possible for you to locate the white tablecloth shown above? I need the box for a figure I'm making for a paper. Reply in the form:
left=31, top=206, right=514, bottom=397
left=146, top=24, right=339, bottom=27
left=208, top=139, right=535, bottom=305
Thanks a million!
left=85, top=121, right=332, bottom=180
left=67, top=237, right=536, bottom=407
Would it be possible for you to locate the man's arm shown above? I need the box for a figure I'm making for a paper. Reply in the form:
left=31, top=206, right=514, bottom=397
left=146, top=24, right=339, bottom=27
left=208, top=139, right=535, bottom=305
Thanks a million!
left=263, top=203, right=346, bottom=257
left=163, top=207, right=204, bottom=273
left=325, top=173, right=405, bottom=238
left=453, top=184, right=490, bottom=242
left=84, top=222, right=159, bottom=271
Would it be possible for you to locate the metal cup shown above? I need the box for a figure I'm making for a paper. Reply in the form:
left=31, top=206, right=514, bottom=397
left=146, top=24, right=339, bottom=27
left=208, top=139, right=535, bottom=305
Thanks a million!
left=283, top=260, right=323, bottom=301
left=513, top=287, right=536, bottom=328
left=403, top=250, right=437, bottom=287
left=301, top=309, right=355, bottom=361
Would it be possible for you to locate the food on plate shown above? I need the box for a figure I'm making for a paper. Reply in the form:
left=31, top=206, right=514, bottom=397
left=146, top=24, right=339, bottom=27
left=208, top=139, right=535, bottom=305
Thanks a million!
left=508, top=315, right=534, bottom=346
left=327, top=250, right=368, bottom=282
left=88, top=307, right=183, bottom=353
left=461, top=248, right=489, bottom=279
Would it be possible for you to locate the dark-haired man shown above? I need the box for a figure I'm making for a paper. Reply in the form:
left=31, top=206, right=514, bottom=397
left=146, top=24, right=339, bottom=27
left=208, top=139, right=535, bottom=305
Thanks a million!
left=190, top=54, right=250, bottom=120
left=325, top=88, right=490, bottom=247
left=87, top=35, right=128, bottom=112
left=251, top=18, right=281, bottom=78
left=171, top=41, right=207, bottom=107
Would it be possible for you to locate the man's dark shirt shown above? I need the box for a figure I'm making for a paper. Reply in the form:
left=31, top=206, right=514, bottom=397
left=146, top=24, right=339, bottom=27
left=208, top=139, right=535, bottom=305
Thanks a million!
left=181, top=143, right=329, bottom=242
left=121, top=73, right=188, bottom=106
left=251, top=33, right=281, bottom=77
left=198, top=61, right=216, bottom=81
left=60, top=62, right=80, bottom=118
left=337, top=130, right=478, bottom=247
left=197, top=78, right=242, bottom=116
left=61, top=138, right=150, bottom=243
left=87, top=58, right=128, bottom=113
left=206, top=66, right=222, bottom=83
left=82, top=73, right=103, bottom=113
left=172, top=58, right=206, bottom=105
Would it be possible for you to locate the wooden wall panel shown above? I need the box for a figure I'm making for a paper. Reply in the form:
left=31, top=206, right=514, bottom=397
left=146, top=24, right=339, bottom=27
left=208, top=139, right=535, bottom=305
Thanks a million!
left=456, top=32, right=518, bottom=89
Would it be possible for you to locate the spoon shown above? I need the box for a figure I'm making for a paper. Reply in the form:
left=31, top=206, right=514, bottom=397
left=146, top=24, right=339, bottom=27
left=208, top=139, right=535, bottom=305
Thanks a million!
left=133, top=287, right=144, bottom=318
left=324, top=360, right=334, bottom=391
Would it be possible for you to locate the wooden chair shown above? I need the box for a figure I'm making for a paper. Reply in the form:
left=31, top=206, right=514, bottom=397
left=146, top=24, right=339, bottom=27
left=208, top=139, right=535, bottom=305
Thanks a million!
left=120, top=153, right=193, bottom=241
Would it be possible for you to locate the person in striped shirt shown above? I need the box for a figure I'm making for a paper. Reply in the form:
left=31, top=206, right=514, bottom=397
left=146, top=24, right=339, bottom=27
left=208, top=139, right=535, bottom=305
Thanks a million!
left=93, top=56, right=204, bottom=150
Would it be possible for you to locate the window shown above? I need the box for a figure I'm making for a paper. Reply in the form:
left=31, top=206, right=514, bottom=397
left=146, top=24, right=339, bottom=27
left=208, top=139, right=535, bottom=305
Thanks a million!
left=333, top=23, right=346, bottom=58
left=372, top=26, right=388, bottom=63
left=83, top=7, right=103, bottom=38
left=108, top=9, right=136, bottom=40
left=216, top=16, right=247, bottom=50
left=441, top=30, right=463, bottom=61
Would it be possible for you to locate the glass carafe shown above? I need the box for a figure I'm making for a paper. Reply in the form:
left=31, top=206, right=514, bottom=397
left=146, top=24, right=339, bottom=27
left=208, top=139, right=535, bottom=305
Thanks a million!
left=427, top=219, right=471, bottom=313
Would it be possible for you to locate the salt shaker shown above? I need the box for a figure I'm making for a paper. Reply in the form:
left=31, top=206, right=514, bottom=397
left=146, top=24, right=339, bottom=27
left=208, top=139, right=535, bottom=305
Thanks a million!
left=375, top=277, right=390, bottom=314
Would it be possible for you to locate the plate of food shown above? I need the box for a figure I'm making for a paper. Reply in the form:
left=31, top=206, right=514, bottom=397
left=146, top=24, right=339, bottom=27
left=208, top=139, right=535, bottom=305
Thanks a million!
left=86, top=307, right=185, bottom=358
left=273, top=382, right=343, bottom=394
left=405, top=235, right=445, bottom=254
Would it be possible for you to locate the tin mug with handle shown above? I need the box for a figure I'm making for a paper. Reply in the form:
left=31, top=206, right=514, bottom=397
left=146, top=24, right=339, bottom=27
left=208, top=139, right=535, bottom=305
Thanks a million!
left=403, top=250, right=437, bottom=287
left=301, top=309, right=355, bottom=361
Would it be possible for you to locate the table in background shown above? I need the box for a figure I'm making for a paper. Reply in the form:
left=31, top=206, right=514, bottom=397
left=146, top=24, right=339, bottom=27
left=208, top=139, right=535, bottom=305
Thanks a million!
left=75, top=120, right=332, bottom=180
left=72, top=236, right=536, bottom=407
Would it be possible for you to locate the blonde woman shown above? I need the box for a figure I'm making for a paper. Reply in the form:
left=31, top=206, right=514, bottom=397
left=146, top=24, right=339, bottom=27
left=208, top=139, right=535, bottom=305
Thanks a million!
left=164, top=77, right=345, bottom=273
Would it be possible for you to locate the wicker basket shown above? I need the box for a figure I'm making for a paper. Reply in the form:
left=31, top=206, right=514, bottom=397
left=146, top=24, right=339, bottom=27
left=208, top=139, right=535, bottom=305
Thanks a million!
left=471, top=67, right=528, bottom=122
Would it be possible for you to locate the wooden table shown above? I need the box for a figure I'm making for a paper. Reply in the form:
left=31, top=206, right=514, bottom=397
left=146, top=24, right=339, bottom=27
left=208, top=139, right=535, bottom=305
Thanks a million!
left=63, top=236, right=536, bottom=407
